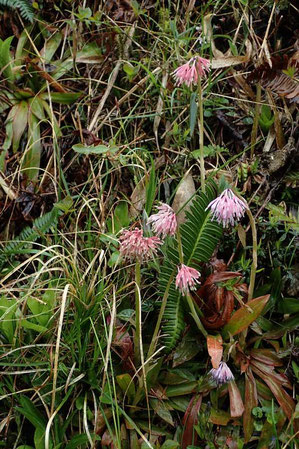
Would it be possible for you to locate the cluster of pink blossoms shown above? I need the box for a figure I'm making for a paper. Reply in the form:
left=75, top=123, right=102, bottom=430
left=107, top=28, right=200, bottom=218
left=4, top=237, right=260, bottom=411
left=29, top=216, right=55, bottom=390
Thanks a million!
left=119, top=188, right=246, bottom=294
left=147, top=203, right=177, bottom=238
left=175, top=264, right=201, bottom=295
left=119, top=228, right=162, bottom=262
left=172, top=56, right=210, bottom=87
left=209, top=361, right=234, bottom=385
left=206, top=188, right=248, bottom=228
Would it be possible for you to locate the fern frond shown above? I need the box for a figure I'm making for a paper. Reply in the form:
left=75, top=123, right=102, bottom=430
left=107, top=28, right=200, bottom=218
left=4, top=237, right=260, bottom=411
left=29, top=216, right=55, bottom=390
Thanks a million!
left=0, top=207, right=61, bottom=270
left=159, top=183, right=223, bottom=352
left=0, top=0, right=34, bottom=22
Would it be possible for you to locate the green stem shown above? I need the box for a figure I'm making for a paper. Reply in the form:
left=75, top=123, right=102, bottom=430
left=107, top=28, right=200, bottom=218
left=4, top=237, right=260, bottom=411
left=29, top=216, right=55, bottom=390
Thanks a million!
left=247, top=208, right=258, bottom=301
left=250, top=82, right=261, bottom=160
left=186, top=293, right=207, bottom=338
left=147, top=272, right=174, bottom=360
left=198, top=77, right=205, bottom=193
left=176, top=229, right=207, bottom=337
left=134, top=261, right=141, bottom=365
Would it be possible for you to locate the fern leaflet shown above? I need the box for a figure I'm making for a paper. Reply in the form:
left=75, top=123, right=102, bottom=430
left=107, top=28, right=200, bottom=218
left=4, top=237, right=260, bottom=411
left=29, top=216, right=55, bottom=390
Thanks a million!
left=0, top=0, right=34, bottom=22
left=159, top=183, right=223, bottom=351
left=0, top=207, right=61, bottom=270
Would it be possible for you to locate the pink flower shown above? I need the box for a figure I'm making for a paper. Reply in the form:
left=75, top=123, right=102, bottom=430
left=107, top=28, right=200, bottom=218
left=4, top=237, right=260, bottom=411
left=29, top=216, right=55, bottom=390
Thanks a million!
left=119, top=228, right=162, bottom=262
left=206, top=188, right=248, bottom=228
left=148, top=203, right=177, bottom=238
left=209, top=361, right=234, bottom=385
left=172, top=56, right=210, bottom=87
left=175, top=264, right=200, bottom=295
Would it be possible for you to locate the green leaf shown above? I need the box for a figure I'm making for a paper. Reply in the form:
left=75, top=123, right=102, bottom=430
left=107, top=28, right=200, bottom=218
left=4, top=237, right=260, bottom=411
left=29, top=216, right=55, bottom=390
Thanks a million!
left=113, top=201, right=130, bottom=233
left=16, top=396, right=47, bottom=429
left=0, top=36, right=14, bottom=82
left=116, top=373, right=135, bottom=404
left=65, top=434, right=100, bottom=449
left=23, top=111, right=41, bottom=180
left=222, top=295, right=270, bottom=338
left=0, top=297, right=17, bottom=343
left=12, top=101, right=29, bottom=152
left=54, top=195, right=74, bottom=213
left=277, top=297, right=299, bottom=314
left=16, top=446, right=35, bottom=449
left=173, top=336, right=201, bottom=367
left=72, top=143, right=119, bottom=155
left=40, top=92, right=82, bottom=105
left=189, top=92, right=198, bottom=137
left=20, top=319, right=48, bottom=333
left=166, top=382, right=198, bottom=397
left=151, top=399, right=174, bottom=426
left=40, top=31, right=63, bottom=62
left=34, top=427, right=46, bottom=449
left=29, top=97, right=45, bottom=121
left=161, top=441, right=180, bottom=449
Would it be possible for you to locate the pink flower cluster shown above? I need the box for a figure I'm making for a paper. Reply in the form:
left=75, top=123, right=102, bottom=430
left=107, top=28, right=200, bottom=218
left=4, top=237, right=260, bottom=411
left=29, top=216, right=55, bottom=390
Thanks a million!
left=119, top=228, right=162, bottom=262
left=175, top=264, right=200, bottom=295
left=209, top=361, right=234, bottom=385
left=206, top=188, right=248, bottom=228
left=147, top=203, right=177, bottom=238
left=172, top=56, right=210, bottom=87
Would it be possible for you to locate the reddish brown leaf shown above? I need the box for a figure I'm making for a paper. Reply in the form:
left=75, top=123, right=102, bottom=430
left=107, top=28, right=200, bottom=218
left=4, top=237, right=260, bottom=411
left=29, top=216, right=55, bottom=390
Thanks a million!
left=251, top=365, right=295, bottom=420
left=228, top=380, right=245, bottom=418
left=243, top=369, right=258, bottom=443
left=182, top=394, right=202, bottom=449
left=207, top=334, right=223, bottom=369
left=223, top=295, right=270, bottom=338
left=249, top=349, right=283, bottom=366
left=250, top=360, right=292, bottom=389
left=209, top=408, right=231, bottom=426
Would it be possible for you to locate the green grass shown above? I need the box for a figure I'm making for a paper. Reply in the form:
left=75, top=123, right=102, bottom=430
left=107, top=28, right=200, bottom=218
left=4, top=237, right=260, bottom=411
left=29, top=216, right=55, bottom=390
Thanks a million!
left=0, top=1, right=298, bottom=448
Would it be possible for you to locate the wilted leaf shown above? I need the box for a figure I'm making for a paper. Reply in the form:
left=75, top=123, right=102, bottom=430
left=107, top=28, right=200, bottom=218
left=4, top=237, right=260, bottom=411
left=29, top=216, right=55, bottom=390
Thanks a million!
left=223, top=295, right=269, bottom=338
left=151, top=399, right=174, bottom=426
left=207, top=334, right=223, bottom=369
left=209, top=408, right=231, bottom=425
left=243, top=369, right=258, bottom=443
left=181, top=395, right=202, bottom=449
left=251, top=365, right=295, bottom=420
left=228, top=380, right=244, bottom=417
left=172, top=172, right=196, bottom=225
left=173, top=336, right=201, bottom=367
left=237, top=224, right=246, bottom=248
left=129, top=177, right=146, bottom=219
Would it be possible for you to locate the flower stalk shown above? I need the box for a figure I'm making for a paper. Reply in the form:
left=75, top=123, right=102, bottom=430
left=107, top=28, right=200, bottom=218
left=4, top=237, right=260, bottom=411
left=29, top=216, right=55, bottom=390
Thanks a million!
left=134, top=260, right=142, bottom=365
left=246, top=208, right=258, bottom=301
left=176, top=229, right=207, bottom=337
left=198, top=77, right=205, bottom=193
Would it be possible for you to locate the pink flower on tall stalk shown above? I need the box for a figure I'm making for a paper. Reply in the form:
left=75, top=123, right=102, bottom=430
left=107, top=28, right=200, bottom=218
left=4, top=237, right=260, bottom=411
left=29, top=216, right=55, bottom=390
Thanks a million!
left=175, top=264, right=201, bottom=295
left=119, top=228, right=162, bottom=262
left=206, top=188, right=248, bottom=228
left=209, top=361, right=234, bottom=386
left=148, top=203, right=177, bottom=238
left=172, top=56, right=210, bottom=87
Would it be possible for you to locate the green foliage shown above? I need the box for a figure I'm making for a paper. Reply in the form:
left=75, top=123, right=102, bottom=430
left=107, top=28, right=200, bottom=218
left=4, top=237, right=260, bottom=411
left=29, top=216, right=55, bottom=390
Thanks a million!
left=0, top=0, right=34, bottom=22
left=160, top=183, right=223, bottom=351
left=0, top=207, right=61, bottom=270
